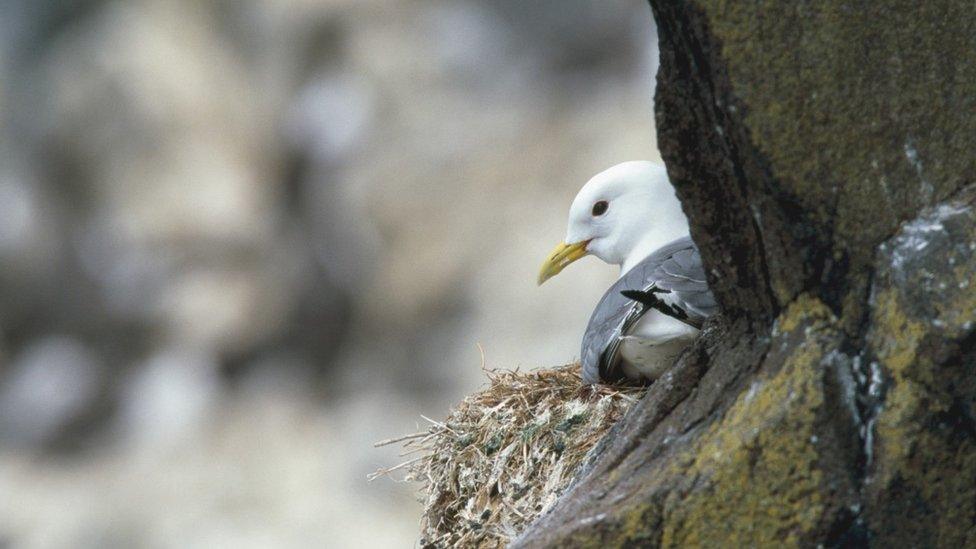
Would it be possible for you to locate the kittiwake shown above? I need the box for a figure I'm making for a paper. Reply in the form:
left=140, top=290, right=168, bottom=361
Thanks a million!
left=538, top=161, right=717, bottom=384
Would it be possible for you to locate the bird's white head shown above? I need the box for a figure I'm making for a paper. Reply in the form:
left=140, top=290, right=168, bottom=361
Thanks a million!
left=538, top=161, right=689, bottom=284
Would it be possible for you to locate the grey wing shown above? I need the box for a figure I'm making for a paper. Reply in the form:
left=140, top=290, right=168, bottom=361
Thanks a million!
left=580, top=278, right=643, bottom=384
left=579, top=236, right=717, bottom=384
left=650, top=243, right=718, bottom=324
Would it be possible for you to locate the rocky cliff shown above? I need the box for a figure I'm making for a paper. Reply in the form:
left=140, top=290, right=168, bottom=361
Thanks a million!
left=515, top=2, right=976, bottom=546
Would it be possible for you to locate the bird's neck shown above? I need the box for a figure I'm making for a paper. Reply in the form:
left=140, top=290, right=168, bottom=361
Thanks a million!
left=619, top=227, right=689, bottom=277
left=614, top=175, right=691, bottom=277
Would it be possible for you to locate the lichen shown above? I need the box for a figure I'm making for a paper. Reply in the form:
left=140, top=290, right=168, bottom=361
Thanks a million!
left=689, top=0, right=976, bottom=330
left=700, top=0, right=976, bottom=254
left=512, top=0, right=976, bottom=536
left=863, top=208, right=976, bottom=546
left=658, top=296, right=837, bottom=547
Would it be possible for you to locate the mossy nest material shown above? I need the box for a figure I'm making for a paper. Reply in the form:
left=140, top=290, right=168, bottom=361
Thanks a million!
left=375, top=364, right=644, bottom=548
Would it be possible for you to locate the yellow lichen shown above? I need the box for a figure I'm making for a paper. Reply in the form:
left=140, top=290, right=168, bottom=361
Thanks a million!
left=659, top=296, right=837, bottom=547
left=870, top=289, right=927, bottom=376
left=867, top=263, right=976, bottom=546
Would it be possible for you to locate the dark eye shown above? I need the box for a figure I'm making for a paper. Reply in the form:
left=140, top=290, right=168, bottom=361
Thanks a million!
left=591, top=200, right=609, bottom=217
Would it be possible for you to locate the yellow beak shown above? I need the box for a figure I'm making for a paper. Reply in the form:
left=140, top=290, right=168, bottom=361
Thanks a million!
left=537, top=241, right=589, bottom=285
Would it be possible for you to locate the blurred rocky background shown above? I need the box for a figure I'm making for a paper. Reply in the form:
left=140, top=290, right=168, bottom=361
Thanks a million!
left=0, top=1, right=658, bottom=547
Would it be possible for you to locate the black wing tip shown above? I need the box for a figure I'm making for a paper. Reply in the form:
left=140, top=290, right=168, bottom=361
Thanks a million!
left=619, top=289, right=645, bottom=303
left=620, top=288, right=668, bottom=305
left=620, top=288, right=691, bottom=322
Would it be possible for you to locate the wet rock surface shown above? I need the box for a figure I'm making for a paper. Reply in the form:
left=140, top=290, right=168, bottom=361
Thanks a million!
left=516, top=2, right=976, bottom=546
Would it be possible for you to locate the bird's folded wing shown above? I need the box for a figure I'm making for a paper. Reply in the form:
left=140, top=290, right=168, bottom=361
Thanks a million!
left=651, top=244, right=717, bottom=321
left=580, top=236, right=717, bottom=384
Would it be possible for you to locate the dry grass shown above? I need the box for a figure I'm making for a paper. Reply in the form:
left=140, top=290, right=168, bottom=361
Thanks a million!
left=372, top=364, right=644, bottom=548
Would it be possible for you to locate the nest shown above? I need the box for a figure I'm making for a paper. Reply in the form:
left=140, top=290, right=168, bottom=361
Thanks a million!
left=372, top=364, right=644, bottom=548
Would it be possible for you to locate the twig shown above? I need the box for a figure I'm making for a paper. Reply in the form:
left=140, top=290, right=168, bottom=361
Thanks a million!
left=367, top=456, right=424, bottom=482
left=374, top=431, right=428, bottom=447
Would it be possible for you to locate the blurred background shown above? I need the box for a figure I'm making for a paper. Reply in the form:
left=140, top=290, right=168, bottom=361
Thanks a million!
left=0, top=1, right=659, bottom=547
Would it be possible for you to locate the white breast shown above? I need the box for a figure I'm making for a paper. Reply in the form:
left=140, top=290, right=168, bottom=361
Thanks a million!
left=618, top=309, right=698, bottom=381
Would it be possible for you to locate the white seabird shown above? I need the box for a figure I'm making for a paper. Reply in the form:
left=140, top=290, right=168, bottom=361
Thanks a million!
left=538, top=161, right=717, bottom=384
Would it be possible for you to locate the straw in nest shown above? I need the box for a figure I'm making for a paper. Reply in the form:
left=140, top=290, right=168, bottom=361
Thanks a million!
left=372, top=363, right=644, bottom=547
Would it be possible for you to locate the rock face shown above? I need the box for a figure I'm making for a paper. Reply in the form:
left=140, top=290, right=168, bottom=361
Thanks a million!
left=515, top=2, right=976, bottom=546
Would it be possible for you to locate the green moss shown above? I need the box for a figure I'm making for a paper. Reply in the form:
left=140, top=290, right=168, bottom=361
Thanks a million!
left=484, top=432, right=504, bottom=455
left=519, top=424, right=541, bottom=443
left=555, top=412, right=588, bottom=432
